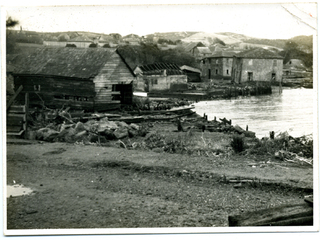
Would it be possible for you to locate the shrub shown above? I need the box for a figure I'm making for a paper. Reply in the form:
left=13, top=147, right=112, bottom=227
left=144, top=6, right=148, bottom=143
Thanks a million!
left=230, top=134, right=245, bottom=153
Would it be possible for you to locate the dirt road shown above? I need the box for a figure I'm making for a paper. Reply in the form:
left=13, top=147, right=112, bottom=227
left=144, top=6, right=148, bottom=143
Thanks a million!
left=6, top=140, right=313, bottom=229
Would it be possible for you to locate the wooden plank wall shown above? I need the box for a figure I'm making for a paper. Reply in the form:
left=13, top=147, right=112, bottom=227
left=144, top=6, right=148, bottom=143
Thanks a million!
left=93, top=52, right=135, bottom=106
left=13, top=75, right=95, bottom=110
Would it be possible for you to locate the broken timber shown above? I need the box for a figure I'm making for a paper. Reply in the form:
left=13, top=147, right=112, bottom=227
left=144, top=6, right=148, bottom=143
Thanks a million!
left=228, top=201, right=313, bottom=226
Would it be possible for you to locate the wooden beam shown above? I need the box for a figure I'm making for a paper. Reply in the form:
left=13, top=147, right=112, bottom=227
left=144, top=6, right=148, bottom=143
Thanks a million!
left=7, top=85, right=23, bottom=111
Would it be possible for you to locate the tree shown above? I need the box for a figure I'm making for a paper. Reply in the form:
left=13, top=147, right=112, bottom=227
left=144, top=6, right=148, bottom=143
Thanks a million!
left=6, top=17, right=19, bottom=28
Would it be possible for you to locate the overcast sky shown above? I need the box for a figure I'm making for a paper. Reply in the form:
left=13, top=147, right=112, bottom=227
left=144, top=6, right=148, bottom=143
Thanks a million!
left=3, top=1, right=317, bottom=39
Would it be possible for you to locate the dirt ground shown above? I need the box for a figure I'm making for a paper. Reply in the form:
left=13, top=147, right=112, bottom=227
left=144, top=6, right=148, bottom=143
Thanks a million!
left=5, top=123, right=313, bottom=230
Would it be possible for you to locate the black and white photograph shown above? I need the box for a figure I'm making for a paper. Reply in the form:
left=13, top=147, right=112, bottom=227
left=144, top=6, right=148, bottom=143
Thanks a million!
left=1, top=0, right=319, bottom=238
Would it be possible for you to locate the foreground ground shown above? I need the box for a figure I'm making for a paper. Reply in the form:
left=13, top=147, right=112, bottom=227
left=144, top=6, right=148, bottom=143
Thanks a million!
left=6, top=123, right=313, bottom=229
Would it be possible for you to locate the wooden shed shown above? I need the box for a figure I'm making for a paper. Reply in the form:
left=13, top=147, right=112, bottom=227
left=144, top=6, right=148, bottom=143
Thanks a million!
left=8, top=47, right=135, bottom=111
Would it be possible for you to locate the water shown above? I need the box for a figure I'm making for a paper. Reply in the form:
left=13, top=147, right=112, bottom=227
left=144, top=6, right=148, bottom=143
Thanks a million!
left=7, top=185, right=33, bottom=198
left=193, top=87, right=315, bottom=138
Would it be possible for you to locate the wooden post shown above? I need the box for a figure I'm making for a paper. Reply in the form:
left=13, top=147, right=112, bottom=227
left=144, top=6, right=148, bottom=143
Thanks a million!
left=246, top=125, right=248, bottom=131
left=7, top=85, right=23, bottom=111
left=24, top=92, right=29, bottom=134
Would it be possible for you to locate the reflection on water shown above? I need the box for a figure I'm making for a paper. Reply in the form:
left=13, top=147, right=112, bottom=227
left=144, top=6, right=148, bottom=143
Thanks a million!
left=7, top=184, right=33, bottom=198
left=193, top=88, right=314, bottom=138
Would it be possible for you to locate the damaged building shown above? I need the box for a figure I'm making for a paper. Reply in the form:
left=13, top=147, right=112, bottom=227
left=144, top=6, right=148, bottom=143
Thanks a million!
left=7, top=47, right=135, bottom=111
left=133, top=63, right=188, bottom=92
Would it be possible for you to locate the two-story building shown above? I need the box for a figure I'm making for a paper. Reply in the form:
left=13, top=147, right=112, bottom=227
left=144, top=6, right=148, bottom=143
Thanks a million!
left=201, top=51, right=236, bottom=80
left=231, top=48, right=283, bottom=83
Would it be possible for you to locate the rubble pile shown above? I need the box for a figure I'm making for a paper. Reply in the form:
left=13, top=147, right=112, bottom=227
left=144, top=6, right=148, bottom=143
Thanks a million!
left=30, top=117, right=146, bottom=144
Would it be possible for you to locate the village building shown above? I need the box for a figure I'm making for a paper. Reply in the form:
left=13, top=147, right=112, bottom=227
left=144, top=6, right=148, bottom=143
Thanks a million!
left=231, top=48, right=284, bottom=83
left=180, top=65, right=202, bottom=82
left=7, top=47, right=135, bottom=111
left=122, top=34, right=141, bottom=46
left=67, top=35, right=94, bottom=48
left=200, top=51, right=236, bottom=80
left=133, top=63, right=188, bottom=92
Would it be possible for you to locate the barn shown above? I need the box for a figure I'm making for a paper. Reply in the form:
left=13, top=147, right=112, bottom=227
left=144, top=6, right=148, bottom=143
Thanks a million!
left=7, top=47, right=135, bottom=111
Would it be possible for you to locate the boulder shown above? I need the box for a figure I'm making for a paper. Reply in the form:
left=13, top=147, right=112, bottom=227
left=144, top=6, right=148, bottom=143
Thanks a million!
left=36, top=128, right=59, bottom=142
left=128, top=129, right=138, bottom=138
left=74, top=130, right=89, bottom=142
left=102, top=129, right=115, bottom=140
left=99, top=117, right=109, bottom=122
left=64, top=128, right=77, bottom=143
left=113, top=128, right=129, bottom=139
left=74, top=122, right=86, bottom=133
left=130, top=123, right=140, bottom=131
left=98, top=121, right=118, bottom=132
left=234, top=125, right=245, bottom=134
left=116, top=121, right=129, bottom=129
left=244, top=131, right=256, bottom=138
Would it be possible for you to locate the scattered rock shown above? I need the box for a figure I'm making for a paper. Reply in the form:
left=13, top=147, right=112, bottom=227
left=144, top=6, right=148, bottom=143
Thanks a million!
left=74, top=122, right=86, bottom=133
left=36, top=128, right=59, bottom=142
left=113, top=128, right=129, bottom=139
left=116, top=121, right=129, bottom=129
left=234, top=125, right=245, bottom=134
left=130, top=123, right=140, bottom=130
left=128, top=129, right=138, bottom=138
left=244, top=130, right=256, bottom=138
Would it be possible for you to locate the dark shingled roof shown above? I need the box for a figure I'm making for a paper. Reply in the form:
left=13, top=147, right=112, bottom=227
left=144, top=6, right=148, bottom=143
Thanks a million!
left=68, top=35, right=93, bottom=42
left=9, top=47, right=116, bottom=79
left=204, top=51, right=236, bottom=59
left=138, top=63, right=183, bottom=76
left=235, top=48, right=283, bottom=59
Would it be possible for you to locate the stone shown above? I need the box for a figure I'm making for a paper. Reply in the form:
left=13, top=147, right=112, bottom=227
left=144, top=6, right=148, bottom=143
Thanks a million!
left=128, top=129, right=138, bottom=138
left=97, top=121, right=118, bottom=132
left=64, top=128, right=77, bottom=143
left=244, top=131, right=256, bottom=138
left=130, top=123, right=140, bottom=131
left=99, top=117, right=109, bottom=122
left=74, top=122, right=86, bottom=133
left=234, top=125, right=245, bottom=134
left=101, top=129, right=115, bottom=140
left=113, top=128, right=129, bottom=139
left=116, top=121, right=129, bottom=129
left=74, top=130, right=89, bottom=142
left=36, top=128, right=59, bottom=142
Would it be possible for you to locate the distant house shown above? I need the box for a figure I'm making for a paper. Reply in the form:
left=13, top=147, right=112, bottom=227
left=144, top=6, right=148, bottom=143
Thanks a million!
left=67, top=35, right=93, bottom=48
left=133, top=63, right=188, bottom=92
left=183, top=42, right=206, bottom=53
left=7, top=47, right=135, bottom=111
left=180, top=65, right=202, bottom=82
left=231, top=48, right=283, bottom=83
left=283, top=59, right=311, bottom=79
left=201, top=51, right=236, bottom=80
left=122, top=34, right=141, bottom=45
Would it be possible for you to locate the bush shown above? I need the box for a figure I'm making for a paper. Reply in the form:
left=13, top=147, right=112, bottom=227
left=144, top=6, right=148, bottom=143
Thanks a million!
left=230, top=134, right=245, bottom=153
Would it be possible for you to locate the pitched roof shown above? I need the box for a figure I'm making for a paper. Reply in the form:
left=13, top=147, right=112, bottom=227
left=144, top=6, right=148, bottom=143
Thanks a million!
left=183, top=42, right=206, bottom=52
left=137, top=63, right=183, bottom=75
left=235, top=48, right=283, bottom=59
left=205, top=51, right=236, bottom=59
left=196, top=47, right=211, bottom=54
left=283, top=59, right=307, bottom=70
left=68, top=35, right=93, bottom=42
left=180, top=65, right=201, bottom=74
left=9, top=47, right=116, bottom=79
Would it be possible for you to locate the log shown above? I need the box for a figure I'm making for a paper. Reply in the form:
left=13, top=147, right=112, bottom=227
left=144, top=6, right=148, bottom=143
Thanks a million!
left=228, top=202, right=313, bottom=226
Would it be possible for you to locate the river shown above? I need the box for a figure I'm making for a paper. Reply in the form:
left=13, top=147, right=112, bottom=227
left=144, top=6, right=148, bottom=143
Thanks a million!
left=193, top=87, right=315, bottom=138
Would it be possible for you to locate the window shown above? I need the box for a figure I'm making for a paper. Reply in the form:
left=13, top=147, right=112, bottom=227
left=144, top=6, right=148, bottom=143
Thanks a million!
left=34, top=85, right=41, bottom=91
left=226, top=69, right=229, bottom=75
left=273, top=60, right=277, bottom=67
left=216, top=60, right=219, bottom=64
left=215, top=69, right=218, bottom=74
left=247, top=72, right=253, bottom=81
left=154, top=79, right=158, bottom=84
